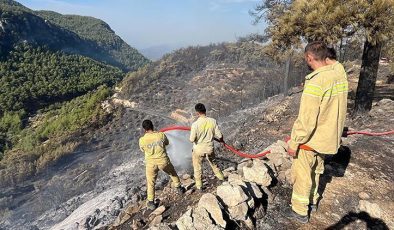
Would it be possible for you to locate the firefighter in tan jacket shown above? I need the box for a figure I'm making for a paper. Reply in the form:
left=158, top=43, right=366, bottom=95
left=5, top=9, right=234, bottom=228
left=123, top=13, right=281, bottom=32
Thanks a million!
left=286, top=42, right=348, bottom=223
left=139, top=120, right=185, bottom=210
left=189, top=103, right=225, bottom=190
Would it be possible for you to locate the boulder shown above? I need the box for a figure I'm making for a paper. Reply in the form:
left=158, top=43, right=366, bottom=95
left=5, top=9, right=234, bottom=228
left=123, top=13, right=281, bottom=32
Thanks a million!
left=248, top=182, right=263, bottom=199
left=359, top=200, right=383, bottom=219
left=242, top=159, right=272, bottom=187
left=228, top=202, right=249, bottom=221
left=176, top=209, right=194, bottom=230
left=193, top=207, right=224, bottom=230
left=275, top=140, right=289, bottom=151
left=198, top=193, right=226, bottom=228
left=217, top=182, right=248, bottom=207
left=227, top=173, right=246, bottom=187
left=237, top=160, right=252, bottom=176
left=176, top=208, right=224, bottom=230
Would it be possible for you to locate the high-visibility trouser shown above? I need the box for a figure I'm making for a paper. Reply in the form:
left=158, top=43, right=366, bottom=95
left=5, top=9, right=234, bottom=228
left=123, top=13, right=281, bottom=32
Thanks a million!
left=192, top=148, right=224, bottom=189
left=291, top=149, right=325, bottom=216
left=145, top=157, right=181, bottom=201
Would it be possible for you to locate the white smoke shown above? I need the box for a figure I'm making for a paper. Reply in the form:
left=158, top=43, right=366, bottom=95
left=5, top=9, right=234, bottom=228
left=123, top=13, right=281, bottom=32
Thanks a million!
left=165, top=130, right=193, bottom=171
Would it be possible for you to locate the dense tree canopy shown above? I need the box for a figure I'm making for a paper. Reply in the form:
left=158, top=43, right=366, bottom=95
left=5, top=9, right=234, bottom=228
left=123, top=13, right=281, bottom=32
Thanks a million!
left=0, top=44, right=123, bottom=114
left=0, top=44, right=123, bottom=156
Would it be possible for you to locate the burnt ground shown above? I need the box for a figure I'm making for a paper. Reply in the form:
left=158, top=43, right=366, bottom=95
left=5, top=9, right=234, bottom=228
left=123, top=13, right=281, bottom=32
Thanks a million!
left=110, top=63, right=393, bottom=230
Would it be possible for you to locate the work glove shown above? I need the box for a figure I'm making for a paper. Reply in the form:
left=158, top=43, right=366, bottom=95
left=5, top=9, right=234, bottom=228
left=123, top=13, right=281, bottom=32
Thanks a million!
left=285, top=137, right=297, bottom=157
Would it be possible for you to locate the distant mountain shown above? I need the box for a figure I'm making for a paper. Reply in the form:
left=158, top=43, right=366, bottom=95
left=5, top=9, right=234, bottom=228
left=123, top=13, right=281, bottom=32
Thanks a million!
left=35, top=10, right=149, bottom=70
left=0, top=0, right=149, bottom=71
left=140, top=43, right=184, bottom=61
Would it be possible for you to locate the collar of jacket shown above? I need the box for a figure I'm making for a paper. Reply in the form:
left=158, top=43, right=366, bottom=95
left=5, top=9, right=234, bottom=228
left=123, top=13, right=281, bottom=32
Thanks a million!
left=305, top=65, right=334, bottom=80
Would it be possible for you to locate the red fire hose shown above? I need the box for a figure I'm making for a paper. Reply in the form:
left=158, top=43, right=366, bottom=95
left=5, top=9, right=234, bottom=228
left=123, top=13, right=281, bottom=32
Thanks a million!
left=160, top=126, right=394, bottom=159
left=346, top=130, right=394, bottom=136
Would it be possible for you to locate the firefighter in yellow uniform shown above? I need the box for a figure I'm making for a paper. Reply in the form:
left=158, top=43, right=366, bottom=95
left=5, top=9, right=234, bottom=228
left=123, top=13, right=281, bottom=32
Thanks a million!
left=286, top=42, right=348, bottom=223
left=189, top=103, right=225, bottom=190
left=139, top=120, right=185, bottom=210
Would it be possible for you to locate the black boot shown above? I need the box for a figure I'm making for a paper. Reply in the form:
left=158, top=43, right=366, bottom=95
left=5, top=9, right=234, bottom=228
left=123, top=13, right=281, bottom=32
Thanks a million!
left=284, top=207, right=309, bottom=224
left=176, top=186, right=186, bottom=194
left=147, top=201, right=156, bottom=210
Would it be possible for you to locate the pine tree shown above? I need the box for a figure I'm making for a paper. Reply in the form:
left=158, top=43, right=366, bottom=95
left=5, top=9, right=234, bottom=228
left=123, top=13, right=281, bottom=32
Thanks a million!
left=252, top=0, right=394, bottom=113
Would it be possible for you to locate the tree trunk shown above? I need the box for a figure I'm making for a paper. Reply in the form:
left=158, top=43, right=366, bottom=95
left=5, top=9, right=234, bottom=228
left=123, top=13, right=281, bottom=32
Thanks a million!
left=354, top=40, right=382, bottom=113
left=339, top=37, right=343, bottom=62
left=284, top=56, right=291, bottom=96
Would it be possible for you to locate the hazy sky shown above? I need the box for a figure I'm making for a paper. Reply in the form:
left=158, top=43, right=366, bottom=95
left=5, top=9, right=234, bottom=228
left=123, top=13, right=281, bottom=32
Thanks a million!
left=18, top=0, right=266, bottom=49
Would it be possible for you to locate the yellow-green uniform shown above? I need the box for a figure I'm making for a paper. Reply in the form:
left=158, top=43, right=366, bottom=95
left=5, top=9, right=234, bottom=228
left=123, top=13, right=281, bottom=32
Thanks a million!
left=189, top=115, right=224, bottom=189
left=288, top=63, right=348, bottom=216
left=139, top=131, right=181, bottom=202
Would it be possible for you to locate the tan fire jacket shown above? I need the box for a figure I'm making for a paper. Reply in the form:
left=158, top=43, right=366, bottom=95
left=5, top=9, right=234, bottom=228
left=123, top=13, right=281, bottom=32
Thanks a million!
left=289, top=64, right=348, bottom=154
left=139, top=131, right=169, bottom=160
left=189, top=116, right=223, bottom=153
left=332, top=61, right=347, bottom=78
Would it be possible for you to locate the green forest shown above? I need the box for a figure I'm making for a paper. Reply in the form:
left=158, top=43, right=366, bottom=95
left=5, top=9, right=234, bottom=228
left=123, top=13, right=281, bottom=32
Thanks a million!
left=0, top=44, right=123, bottom=158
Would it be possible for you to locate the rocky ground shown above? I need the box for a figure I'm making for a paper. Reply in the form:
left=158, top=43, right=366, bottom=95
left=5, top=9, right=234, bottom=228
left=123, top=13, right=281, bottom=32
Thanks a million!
left=105, top=64, right=394, bottom=230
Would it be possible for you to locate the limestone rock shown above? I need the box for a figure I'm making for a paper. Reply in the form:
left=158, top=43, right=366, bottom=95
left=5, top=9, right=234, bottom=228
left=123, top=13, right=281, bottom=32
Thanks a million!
left=237, top=160, right=252, bottom=176
left=198, top=193, right=226, bottom=228
left=358, top=192, right=370, bottom=200
left=227, top=173, right=246, bottom=187
left=217, top=182, right=248, bottom=207
left=247, top=196, right=255, bottom=210
left=228, top=202, right=249, bottom=221
left=193, top=207, right=224, bottom=230
left=248, top=182, right=263, bottom=199
left=359, top=200, right=382, bottom=219
left=176, top=209, right=194, bottom=230
left=275, top=140, right=289, bottom=151
left=242, top=159, right=272, bottom=187
left=176, top=207, right=224, bottom=230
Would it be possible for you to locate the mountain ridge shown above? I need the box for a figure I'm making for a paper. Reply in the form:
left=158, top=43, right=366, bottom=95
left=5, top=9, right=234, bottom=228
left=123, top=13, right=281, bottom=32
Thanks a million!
left=0, top=0, right=149, bottom=71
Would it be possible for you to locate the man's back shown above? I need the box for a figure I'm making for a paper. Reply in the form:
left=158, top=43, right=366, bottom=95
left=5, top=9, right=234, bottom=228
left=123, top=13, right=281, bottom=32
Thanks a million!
left=189, top=116, right=222, bottom=152
left=332, top=61, right=347, bottom=79
left=139, top=132, right=169, bottom=160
